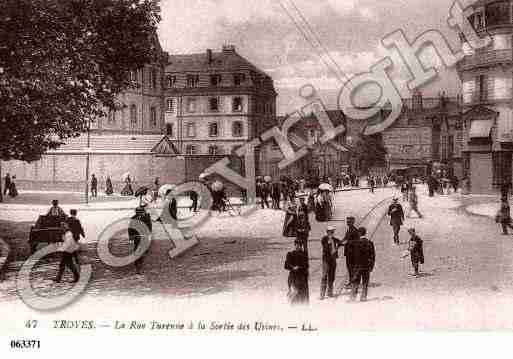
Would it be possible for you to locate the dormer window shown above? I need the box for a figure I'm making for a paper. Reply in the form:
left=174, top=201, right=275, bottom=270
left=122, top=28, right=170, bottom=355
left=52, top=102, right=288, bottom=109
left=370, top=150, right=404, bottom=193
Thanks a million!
left=186, top=74, right=199, bottom=87
left=234, top=73, right=245, bottom=86
left=210, top=74, right=221, bottom=86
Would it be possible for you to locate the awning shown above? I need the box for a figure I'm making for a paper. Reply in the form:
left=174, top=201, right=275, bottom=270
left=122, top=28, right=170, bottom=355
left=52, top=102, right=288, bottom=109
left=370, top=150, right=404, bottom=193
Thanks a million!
left=469, top=119, right=493, bottom=138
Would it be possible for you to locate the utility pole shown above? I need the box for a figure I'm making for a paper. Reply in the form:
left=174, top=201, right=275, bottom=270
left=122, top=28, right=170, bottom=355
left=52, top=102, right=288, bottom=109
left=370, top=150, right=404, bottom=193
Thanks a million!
left=85, top=119, right=91, bottom=205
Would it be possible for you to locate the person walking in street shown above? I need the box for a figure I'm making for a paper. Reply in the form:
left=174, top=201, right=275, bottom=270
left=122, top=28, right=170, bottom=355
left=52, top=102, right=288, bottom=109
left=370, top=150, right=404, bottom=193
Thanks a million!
left=401, top=182, right=409, bottom=202
left=90, top=174, right=98, bottom=198
left=3, top=173, right=11, bottom=196
left=296, top=208, right=311, bottom=257
left=271, top=181, right=281, bottom=209
left=284, top=238, right=309, bottom=305
left=121, top=175, right=134, bottom=196
left=407, top=228, right=424, bottom=276
left=54, top=230, right=80, bottom=283
left=348, top=227, right=375, bottom=302
left=342, top=216, right=360, bottom=287
left=282, top=199, right=298, bottom=238
left=388, top=198, right=405, bottom=244
left=128, top=206, right=153, bottom=275
left=320, top=226, right=342, bottom=299
left=496, top=197, right=513, bottom=235
left=189, top=190, right=198, bottom=212
left=408, top=186, right=423, bottom=218
left=105, top=176, right=114, bottom=195
left=66, top=209, right=85, bottom=265
left=8, top=175, right=18, bottom=198
left=368, top=176, right=375, bottom=193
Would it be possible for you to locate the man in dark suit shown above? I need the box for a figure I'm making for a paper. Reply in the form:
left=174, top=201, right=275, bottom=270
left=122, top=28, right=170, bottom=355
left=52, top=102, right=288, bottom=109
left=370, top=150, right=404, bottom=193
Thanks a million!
left=271, top=181, right=281, bottom=209
left=66, top=209, right=85, bottom=265
left=387, top=198, right=405, bottom=244
left=320, top=226, right=342, bottom=299
left=342, top=216, right=360, bottom=286
left=129, top=206, right=153, bottom=275
left=348, top=227, right=375, bottom=302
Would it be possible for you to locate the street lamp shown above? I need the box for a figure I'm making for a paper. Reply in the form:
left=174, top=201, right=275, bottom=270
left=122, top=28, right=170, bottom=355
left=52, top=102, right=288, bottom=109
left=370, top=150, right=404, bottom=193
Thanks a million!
left=84, top=119, right=92, bottom=205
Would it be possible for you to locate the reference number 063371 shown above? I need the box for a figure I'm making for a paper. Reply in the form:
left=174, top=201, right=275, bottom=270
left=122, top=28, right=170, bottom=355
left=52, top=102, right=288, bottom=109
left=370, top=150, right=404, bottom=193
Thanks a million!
left=10, top=340, right=41, bottom=350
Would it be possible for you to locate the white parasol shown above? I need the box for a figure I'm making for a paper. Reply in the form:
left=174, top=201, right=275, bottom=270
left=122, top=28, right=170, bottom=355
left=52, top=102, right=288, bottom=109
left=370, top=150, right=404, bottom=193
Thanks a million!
left=264, top=175, right=272, bottom=183
left=199, top=173, right=208, bottom=179
left=121, top=172, right=131, bottom=181
left=158, top=184, right=176, bottom=198
left=318, top=183, right=333, bottom=191
left=211, top=180, right=223, bottom=192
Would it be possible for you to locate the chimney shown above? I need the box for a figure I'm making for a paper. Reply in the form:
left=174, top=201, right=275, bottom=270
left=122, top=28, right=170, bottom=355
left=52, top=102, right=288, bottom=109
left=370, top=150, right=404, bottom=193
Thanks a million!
left=206, top=49, right=213, bottom=64
left=222, top=45, right=236, bottom=54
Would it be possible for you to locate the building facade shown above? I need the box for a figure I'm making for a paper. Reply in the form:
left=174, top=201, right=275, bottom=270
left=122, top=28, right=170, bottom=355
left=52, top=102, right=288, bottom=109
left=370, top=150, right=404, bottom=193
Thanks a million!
left=1, top=42, right=276, bottom=192
left=457, top=0, right=513, bottom=193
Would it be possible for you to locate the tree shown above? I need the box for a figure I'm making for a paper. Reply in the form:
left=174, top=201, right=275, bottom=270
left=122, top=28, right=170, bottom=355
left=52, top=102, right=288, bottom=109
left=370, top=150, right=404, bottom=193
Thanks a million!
left=0, top=0, right=161, bottom=162
left=353, top=134, right=387, bottom=174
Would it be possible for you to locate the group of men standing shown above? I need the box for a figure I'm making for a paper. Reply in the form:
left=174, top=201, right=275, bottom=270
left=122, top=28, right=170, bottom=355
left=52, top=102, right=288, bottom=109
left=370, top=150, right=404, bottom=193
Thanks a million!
left=285, top=216, right=376, bottom=304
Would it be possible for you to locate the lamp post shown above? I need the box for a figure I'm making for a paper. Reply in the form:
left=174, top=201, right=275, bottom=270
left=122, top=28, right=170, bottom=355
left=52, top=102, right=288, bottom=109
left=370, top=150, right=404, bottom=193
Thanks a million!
left=85, top=119, right=91, bottom=205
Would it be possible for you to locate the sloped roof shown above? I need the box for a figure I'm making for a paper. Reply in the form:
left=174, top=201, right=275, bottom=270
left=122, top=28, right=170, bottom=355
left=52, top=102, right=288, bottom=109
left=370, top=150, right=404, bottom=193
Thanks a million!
left=50, top=135, right=164, bottom=153
left=166, top=49, right=270, bottom=77
left=151, top=136, right=179, bottom=154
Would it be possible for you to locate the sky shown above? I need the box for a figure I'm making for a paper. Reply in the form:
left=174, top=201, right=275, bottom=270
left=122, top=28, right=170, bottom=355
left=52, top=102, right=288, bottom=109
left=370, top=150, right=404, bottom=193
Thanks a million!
left=157, top=0, right=473, bottom=114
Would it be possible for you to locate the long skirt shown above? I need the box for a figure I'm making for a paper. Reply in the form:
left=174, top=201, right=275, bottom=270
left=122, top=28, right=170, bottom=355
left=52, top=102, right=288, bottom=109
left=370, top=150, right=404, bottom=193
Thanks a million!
left=287, top=271, right=309, bottom=305
left=121, top=184, right=134, bottom=196
left=282, top=213, right=297, bottom=237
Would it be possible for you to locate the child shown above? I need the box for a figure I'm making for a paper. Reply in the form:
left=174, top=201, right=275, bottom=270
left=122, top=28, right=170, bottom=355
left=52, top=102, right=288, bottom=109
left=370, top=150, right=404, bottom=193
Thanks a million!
left=408, top=228, right=424, bottom=276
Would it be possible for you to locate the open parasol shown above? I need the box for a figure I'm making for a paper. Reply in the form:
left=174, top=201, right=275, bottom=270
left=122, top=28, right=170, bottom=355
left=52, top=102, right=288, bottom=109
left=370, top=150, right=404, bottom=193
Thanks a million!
left=158, top=184, right=176, bottom=198
left=264, top=175, right=272, bottom=183
left=134, top=186, right=150, bottom=198
left=121, top=172, right=131, bottom=182
left=318, top=183, right=333, bottom=191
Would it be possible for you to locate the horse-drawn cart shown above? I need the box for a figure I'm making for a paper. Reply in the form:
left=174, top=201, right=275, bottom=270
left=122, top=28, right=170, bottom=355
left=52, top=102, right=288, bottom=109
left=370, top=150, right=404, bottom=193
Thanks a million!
left=28, top=215, right=66, bottom=254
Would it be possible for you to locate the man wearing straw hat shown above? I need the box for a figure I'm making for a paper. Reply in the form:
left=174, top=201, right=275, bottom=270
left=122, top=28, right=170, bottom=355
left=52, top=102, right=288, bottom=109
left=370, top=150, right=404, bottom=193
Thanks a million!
left=320, top=225, right=342, bottom=299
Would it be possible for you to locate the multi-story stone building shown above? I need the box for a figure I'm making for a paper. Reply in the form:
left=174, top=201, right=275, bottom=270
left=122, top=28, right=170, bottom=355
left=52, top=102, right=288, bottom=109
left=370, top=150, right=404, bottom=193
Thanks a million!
left=457, top=0, right=513, bottom=193
left=163, top=45, right=277, bottom=156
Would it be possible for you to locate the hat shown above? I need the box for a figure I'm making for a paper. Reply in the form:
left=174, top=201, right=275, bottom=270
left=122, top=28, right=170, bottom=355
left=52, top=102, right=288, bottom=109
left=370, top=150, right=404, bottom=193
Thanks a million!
left=392, top=197, right=398, bottom=202
left=52, top=200, right=59, bottom=205
left=326, top=226, right=336, bottom=232
left=346, top=216, right=355, bottom=222
left=408, top=227, right=416, bottom=233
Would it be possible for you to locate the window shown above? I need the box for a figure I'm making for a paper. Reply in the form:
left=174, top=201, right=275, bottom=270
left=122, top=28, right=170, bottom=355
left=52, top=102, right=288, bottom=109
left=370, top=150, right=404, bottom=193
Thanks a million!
left=209, top=122, right=219, bottom=137
left=210, top=74, right=221, bottom=86
left=166, top=123, right=173, bottom=137
left=185, top=145, right=197, bottom=155
left=150, top=68, right=158, bottom=89
left=108, top=109, right=116, bottom=124
left=448, top=135, right=454, bottom=157
left=187, top=98, right=197, bottom=113
left=486, top=2, right=509, bottom=27
left=234, top=73, right=245, bottom=86
left=232, top=121, right=243, bottom=137
left=232, top=97, right=243, bottom=112
left=130, top=104, right=137, bottom=127
left=475, top=11, right=484, bottom=29
left=186, top=74, right=200, bottom=87
left=476, top=74, right=488, bottom=101
left=186, top=123, right=196, bottom=137
left=208, top=145, right=221, bottom=155
left=166, top=75, right=176, bottom=88
left=209, top=97, right=219, bottom=112
left=150, top=106, right=157, bottom=127
left=166, top=98, right=175, bottom=112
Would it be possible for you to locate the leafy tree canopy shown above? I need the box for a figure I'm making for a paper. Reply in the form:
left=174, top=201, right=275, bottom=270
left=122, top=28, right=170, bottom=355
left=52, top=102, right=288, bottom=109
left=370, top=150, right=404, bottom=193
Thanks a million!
left=353, top=134, right=387, bottom=174
left=0, top=0, right=161, bottom=162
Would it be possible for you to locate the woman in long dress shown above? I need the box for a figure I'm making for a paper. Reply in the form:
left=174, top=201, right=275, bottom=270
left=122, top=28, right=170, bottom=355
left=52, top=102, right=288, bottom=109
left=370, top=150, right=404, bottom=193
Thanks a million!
left=8, top=176, right=18, bottom=198
left=121, top=175, right=134, bottom=196
left=282, top=200, right=298, bottom=237
left=284, top=239, right=309, bottom=305
left=105, top=176, right=114, bottom=195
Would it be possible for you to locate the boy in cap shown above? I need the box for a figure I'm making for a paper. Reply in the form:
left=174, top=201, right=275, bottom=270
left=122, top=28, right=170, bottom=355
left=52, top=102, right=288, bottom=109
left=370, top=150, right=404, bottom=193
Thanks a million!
left=408, top=228, right=424, bottom=276
left=320, top=225, right=342, bottom=299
